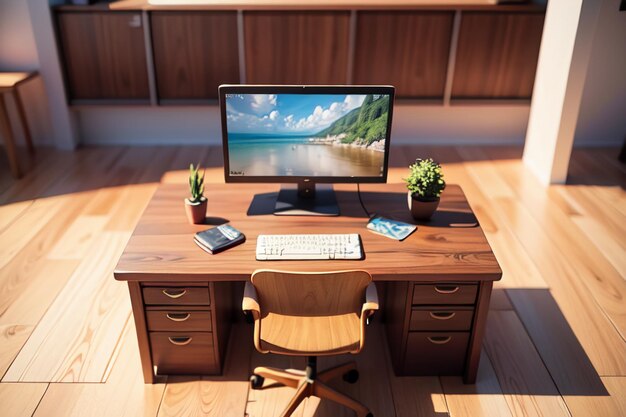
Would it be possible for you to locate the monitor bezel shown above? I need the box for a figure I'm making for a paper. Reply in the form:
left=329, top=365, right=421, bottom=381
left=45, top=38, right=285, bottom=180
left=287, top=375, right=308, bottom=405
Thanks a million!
left=219, top=85, right=395, bottom=184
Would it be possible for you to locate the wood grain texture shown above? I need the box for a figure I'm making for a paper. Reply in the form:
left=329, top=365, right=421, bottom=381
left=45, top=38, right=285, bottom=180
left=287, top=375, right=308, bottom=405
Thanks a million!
left=484, top=310, right=570, bottom=417
left=151, top=11, right=240, bottom=100
left=451, top=12, right=544, bottom=99
left=244, top=11, right=350, bottom=84
left=56, top=11, right=150, bottom=100
left=115, top=183, right=502, bottom=281
left=33, top=323, right=165, bottom=417
left=250, top=270, right=371, bottom=355
left=0, top=382, right=48, bottom=417
left=157, top=324, right=252, bottom=417
left=353, top=12, right=453, bottom=98
left=0, top=145, right=623, bottom=417
left=3, top=232, right=133, bottom=382
left=441, top=351, right=513, bottom=417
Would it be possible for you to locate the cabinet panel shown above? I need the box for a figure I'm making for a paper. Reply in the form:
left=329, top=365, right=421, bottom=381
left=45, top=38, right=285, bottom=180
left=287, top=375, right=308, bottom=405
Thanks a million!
left=244, top=11, right=350, bottom=84
left=412, top=283, right=478, bottom=305
left=150, top=331, right=217, bottom=375
left=409, top=307, right=474, bottom=331
left=404, top=332, right=469, bottom=375
left=451, top=12, right=545, bottom=99
left=56, top=11, right=150, bottom=100
left=354, top=12, right=453, bottom=99
left=143, top=286, right=210, bottom=305
left=151, top=12, right=240, bottom=100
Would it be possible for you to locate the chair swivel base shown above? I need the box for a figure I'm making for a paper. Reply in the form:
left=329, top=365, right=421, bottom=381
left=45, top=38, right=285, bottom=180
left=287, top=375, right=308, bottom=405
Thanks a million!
left=250, top=357, right=372, bottom=417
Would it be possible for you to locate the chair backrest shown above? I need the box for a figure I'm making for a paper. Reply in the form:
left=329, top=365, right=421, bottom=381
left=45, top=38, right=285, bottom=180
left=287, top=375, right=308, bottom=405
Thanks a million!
left=251, top=270, right=372, bottom=318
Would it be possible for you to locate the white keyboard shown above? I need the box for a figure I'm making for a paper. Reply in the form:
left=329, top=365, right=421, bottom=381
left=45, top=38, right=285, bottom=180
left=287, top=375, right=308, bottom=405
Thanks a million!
left=256, top=233, right=363, bottom=260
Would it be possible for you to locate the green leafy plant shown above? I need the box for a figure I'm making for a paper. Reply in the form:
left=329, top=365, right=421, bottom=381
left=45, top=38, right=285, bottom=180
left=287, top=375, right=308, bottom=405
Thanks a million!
left=187, top=163, right=205, bottom=204
left=404, top=158, right=446, bottom=200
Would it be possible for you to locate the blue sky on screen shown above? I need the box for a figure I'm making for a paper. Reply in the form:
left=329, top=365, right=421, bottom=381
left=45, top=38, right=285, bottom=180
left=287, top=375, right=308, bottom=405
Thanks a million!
left=225, top=94, right=366, bottom=135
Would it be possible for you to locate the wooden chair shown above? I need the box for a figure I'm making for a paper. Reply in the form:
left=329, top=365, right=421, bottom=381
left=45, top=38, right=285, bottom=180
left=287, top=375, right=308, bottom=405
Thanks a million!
left=0, top=72, right=38, bottom=179
left=243, top=269, right=378, bottom=417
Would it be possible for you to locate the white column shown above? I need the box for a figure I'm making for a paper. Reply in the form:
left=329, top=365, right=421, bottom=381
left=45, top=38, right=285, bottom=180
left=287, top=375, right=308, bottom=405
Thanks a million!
left=26, top=0, right=78, bottom=149
left=523, top=0, right=603, bottom=185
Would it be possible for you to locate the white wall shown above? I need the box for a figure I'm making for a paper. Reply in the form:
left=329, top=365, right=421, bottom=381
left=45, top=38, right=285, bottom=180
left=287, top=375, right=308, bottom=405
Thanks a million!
left=0, top=0, right=54, bottom=147
left=78, top=104, right=531, bottom=146
left=574, top=0, right=626, bottom=146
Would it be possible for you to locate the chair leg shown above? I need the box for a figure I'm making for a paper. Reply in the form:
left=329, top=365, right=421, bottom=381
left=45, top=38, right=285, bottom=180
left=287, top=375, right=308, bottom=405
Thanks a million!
left=313, top=380, right=371, bottom=417
left=253, top=366, right=302, bottom=388
left=279, top=381, right=311, bottom=417
left=12, top=89, right=34, bottom=155
left=318, top=361, right=357, bottom=383
left=0, top=94, right=21, bottom=179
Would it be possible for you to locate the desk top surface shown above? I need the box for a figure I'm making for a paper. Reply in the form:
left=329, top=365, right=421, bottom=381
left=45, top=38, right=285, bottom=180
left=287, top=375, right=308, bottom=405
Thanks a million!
left=114, top=183, right=501, bottom=282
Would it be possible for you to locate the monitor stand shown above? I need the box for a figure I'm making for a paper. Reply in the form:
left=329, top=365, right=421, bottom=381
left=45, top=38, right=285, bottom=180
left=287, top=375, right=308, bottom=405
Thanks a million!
left=274, top=182, right=340, bottom=216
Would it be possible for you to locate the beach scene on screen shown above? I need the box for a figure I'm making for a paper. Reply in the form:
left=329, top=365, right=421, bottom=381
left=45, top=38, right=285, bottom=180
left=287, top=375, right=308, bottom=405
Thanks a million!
left=225, top=93, right=390, bottom=177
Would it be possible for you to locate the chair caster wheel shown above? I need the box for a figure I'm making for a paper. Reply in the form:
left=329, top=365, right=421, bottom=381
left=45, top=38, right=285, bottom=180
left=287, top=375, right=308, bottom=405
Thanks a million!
left=342, top=369, right=359, bottom=384
left=250, top=374, right=264, bottom=389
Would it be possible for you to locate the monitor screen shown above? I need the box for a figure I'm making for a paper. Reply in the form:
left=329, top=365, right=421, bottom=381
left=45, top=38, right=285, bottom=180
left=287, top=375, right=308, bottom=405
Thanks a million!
left=220, top=86, right=394, bottom=183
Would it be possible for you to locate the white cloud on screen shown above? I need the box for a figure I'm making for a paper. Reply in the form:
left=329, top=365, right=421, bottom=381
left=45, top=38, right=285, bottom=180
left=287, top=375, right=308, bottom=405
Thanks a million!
left=250, top=94, right=277, bottom=114
left=227, top=94, right=366, bottom=134
left=284, top=95, right=365, bottom=132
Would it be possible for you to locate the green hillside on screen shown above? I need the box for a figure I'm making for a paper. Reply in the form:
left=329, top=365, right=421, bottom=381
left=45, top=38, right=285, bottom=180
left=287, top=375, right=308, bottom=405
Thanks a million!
left=315, top=95, right=389, bottom=145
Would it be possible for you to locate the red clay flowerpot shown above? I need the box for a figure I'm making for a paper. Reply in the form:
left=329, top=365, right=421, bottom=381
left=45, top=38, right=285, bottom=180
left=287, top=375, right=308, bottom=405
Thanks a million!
left=185, top=197, right=207, bottom=224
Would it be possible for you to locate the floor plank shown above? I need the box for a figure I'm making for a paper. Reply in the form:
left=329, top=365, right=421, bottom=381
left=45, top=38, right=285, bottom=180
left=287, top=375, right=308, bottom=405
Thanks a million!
left=441, top=351, right=513, bottom=417
left=3, top=232, right=132, bottom=382
left=0, top=382, right=48, bottom=417
left=484, top=310, right=570, bottom=417
left=33, top=322, right=165, bottom=417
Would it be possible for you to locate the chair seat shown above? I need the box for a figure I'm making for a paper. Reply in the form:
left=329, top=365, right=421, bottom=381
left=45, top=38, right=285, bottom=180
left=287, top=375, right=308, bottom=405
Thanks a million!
left=259, top=312, right=361, bottom=355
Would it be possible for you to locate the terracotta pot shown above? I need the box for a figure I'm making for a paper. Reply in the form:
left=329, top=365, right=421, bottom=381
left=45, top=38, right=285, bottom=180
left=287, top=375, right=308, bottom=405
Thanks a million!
left=408, top=192, right=440, bottom=221
left=184, top=197, right=207, bottom=224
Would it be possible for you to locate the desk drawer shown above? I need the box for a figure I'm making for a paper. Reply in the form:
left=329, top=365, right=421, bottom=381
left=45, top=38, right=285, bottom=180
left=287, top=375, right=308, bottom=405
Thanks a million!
left=150, top=331, right=217, bottom=375
left=146, top=310, right=212, bottom=332
left=412, top=284, right=477, bottom=305
left=404, top=332, right=469, bottom=375
left=143, top=286, right=210, bottom=306
left=409, top=307, right=474, bottom=331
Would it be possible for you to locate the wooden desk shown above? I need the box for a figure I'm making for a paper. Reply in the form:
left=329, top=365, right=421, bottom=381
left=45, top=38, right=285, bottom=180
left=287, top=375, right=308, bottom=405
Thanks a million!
left=114, top=183, right=501, bottom=383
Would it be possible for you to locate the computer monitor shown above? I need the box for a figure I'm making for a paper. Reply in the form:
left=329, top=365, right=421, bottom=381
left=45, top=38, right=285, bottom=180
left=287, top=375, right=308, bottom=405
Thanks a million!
left=219, top=85, right=395, bottom=216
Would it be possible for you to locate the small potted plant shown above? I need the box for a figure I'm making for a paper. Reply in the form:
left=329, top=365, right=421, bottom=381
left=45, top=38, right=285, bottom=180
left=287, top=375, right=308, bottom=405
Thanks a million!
left=185, top=163, right=207, bottom=224
left=404, top=158, right=446, bottom=221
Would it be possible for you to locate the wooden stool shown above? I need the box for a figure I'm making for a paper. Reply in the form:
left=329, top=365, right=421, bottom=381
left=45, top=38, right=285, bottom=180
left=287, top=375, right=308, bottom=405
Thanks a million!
left=0, top=72, right=38, bottom=179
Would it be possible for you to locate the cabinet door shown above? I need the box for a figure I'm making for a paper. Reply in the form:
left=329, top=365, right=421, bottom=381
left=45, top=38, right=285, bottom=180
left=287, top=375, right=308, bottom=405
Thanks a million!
left=451, top=12, right=545, bottom=100
left=354, top=12, right=453, bottom=99
left=56, top=11, right=150, bottom=101
left=151, top=12, right=240, bottom=101
left=244, top=11, right=350, bottom=84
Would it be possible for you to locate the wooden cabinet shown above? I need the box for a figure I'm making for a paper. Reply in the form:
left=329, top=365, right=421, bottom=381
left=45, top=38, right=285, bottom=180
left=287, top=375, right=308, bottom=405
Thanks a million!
left=151, top=12, right=240, bottom=101
left=56, top=11, right=150, bottom=101
left=386, top=281, right=491, bottom=382
left=243, top=11, right=350, bottom=84
left=128, top=281, right=233, bottom=382
left=451, top=12, right=545, bottom=100
left=353, top=12, right=454, bottom=99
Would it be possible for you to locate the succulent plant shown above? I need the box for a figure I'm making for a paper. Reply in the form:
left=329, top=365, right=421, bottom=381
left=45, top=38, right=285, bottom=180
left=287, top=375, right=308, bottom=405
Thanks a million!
left=188, top=163, right=205, bottom=204
left=404, top=158, right=446, bottom=200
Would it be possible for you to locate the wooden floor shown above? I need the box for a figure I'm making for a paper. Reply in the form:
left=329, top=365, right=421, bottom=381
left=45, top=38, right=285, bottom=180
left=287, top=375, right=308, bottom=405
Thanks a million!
left=0, top=145, right=625, bottom=417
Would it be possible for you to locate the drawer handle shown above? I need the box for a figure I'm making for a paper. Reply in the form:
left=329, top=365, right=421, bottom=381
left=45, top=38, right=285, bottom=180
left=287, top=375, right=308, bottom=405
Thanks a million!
left=168, top=336, right=192, bottom=346
left=428, top=336, right=452, bottom=345
left=429, top=311, right=456, bottom=320
left=162, top=289, right=187, bottom=299
left=434, top=285, right=459, bottom=294
left=166, top=313, right=191, bottom=322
